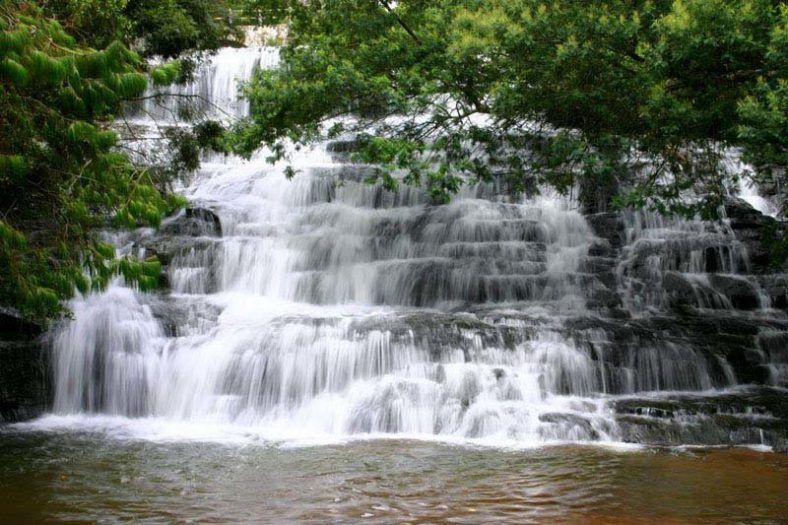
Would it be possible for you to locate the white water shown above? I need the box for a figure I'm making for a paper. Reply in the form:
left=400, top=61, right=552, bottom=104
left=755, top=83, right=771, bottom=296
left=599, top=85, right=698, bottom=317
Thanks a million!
left=132, top=46, right=280, bottom=123
left=35, top=47, right=785, bottom=446
left=740, top=181, right=780, bottom=218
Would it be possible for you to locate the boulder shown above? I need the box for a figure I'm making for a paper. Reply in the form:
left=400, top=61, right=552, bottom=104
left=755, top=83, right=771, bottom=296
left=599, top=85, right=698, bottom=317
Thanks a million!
left=662, top=272, right=697, bottom=308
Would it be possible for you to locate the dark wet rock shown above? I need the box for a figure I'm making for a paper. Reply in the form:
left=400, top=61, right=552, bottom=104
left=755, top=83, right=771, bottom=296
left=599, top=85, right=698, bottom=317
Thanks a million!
left=326, top=139, right=363, bottom=155
left=0, top=309, right=49, bottom=423
left=132, top=208, right=222, bottom=295
left=613, top=387, right=788, bottom=421
left=312, top=165, right=381, bottom=184
left=725, top=197, right=769, bottom=225
left=707, top=275, right=761, bottom=310
left=703, top=245, right=736, bottom=273
left=159, top=207, right=222, bottom=238
left=612, top=387, right=788, bottom=450
left=586, top=288, right=623, bottom=310
left=579, top=173, right=620, bottom=215
left=0, top=341, right=50, bottom=423
left=659, top=272, right=763, bottom=311
left=662, top=272, right=699, bottom=308
left=0, top=307, right=42, bottom=339
left=587, top=240, right=615, bottom=258
left=139, top=237, right=218, bottom=267
left=147, top=295, right=223, bottom=338
left=756, top=275, right=788, bottom=310
left=349, top=311, right=508, bottom=359
left=758, top=331, right=788, bottom=388
left=579, top=256, right=618, bottom=276
left=725, top=197, right=788, bottom=275
left=565, top=312, right=788, bottom=389
left=586, top=212, right=626, bottom=249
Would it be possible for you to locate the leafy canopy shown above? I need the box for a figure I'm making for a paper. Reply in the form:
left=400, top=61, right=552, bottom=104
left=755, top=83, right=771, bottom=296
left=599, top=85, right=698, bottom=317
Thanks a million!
left=237, top=0, right=787, bottom=216
left=41, top=0, right=243, bottom=57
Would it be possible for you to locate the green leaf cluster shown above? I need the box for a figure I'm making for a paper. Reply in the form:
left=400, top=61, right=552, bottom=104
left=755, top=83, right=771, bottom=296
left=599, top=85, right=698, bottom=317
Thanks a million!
left=0, top=2, right=181, bottom=322
left=41, top=0, right=242, bottom=58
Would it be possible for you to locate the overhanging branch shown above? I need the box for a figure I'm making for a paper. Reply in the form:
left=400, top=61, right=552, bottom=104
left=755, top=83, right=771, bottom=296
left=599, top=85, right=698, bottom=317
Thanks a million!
left=378, top=0, right=421, bottom=45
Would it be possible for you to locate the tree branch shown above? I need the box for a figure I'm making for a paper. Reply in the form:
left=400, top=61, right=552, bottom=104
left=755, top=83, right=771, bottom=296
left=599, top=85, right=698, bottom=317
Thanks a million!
left=378, top=0, right=421, bottom=45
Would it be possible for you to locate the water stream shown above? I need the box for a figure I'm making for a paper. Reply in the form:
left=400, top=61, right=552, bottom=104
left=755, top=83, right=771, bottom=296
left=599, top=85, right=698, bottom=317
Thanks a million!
left=25, top=46, right=788, bottom=449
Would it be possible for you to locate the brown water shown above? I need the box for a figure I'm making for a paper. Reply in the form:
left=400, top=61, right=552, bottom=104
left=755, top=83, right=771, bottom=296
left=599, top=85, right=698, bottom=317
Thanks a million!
left=0, top=430, right=786, bottom=524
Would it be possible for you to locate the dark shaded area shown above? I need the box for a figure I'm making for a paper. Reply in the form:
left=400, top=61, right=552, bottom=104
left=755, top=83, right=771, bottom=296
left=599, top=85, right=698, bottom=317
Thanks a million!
left=0, top=309, right=49, bottom=423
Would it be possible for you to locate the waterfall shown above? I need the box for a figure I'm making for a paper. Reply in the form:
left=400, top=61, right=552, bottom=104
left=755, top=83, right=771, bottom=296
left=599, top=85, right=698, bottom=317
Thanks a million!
left=44, top=47, right=788, bottom=447
left=129, top=46, right=280, bottom=123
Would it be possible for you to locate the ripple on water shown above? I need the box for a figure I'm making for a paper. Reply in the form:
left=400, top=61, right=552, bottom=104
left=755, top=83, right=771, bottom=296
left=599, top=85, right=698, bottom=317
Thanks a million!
left=0, top=432, right=786, bottom=524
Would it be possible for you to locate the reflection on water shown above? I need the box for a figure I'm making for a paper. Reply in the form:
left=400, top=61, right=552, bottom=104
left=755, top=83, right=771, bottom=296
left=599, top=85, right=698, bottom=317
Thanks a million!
left=0, top=431, right=785, bottom=524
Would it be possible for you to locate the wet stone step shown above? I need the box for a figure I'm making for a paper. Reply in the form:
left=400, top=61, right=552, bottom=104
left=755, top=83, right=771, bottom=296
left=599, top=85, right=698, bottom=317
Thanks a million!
left=159, top=207, right=222, bottom=237
left=611, top=387, right=788, bottom=451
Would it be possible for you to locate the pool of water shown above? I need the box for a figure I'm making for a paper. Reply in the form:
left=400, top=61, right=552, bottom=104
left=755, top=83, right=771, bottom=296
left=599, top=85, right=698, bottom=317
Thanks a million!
left=1, top=428, right=786, bottom=523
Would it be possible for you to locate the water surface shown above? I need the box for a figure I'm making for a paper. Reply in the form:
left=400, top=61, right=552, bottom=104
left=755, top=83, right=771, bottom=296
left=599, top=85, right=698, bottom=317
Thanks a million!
left=1, top=430, right=785, bottom=523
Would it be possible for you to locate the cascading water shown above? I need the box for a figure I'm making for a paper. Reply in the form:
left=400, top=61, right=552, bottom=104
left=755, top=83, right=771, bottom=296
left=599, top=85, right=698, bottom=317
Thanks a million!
left=131, top=46, right=280, bottom=123
left=40, top=46, right=788, bottom=448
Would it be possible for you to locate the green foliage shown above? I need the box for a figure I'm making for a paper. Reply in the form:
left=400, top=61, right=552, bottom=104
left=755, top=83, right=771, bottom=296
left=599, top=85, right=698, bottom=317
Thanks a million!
left=0, top=2, right=182, bottom=322
left=238, top=0, right=787, bottom=216
left=150, top=60, right=182, bottom=86
left=164, top=119, right=230, bottom=177
left=124, top=0, right=242, bottom=58
left=41, top=0, right=242, bottom=58
left=0, top=154, right=28, bottom=183
left=738, top=69, right=787, bottom=215
left=38, top=0, right=131, bottom=49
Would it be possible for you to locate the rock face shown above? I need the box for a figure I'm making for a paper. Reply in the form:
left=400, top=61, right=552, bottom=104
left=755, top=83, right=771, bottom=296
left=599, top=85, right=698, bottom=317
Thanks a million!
left=0, top=309, right=49, bottom=423
left=724, top=198, right=788, bottom=309
left=725, top=197, right=788, bottom=274
left=578, top=199, right=788, bottom=448
left=613, top=387, right=788, bottom=452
